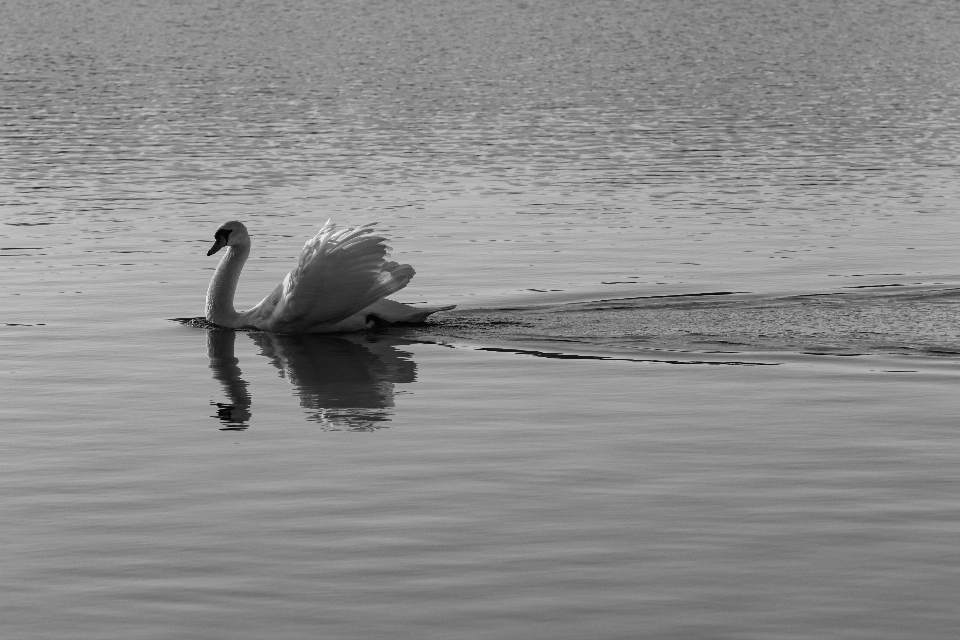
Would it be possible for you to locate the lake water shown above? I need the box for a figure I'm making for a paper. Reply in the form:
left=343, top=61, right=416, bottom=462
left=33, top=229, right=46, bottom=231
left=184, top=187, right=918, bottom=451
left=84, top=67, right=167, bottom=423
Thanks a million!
left=3, top=1, right=960, bottom=638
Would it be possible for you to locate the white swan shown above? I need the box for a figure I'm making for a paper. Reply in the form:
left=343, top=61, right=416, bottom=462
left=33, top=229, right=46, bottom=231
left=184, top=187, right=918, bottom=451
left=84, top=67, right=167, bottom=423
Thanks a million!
left=205, top=220, right=453, bottom=333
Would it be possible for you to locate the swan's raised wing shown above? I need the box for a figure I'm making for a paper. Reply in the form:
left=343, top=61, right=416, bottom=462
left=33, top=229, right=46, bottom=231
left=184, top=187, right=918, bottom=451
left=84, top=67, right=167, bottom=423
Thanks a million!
left=242, top=221, right=414, bottom=332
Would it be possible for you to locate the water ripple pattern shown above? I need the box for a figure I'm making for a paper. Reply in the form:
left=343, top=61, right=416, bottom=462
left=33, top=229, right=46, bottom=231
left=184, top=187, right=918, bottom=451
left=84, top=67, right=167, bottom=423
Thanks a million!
left=4, top=0, right=960, bottom=307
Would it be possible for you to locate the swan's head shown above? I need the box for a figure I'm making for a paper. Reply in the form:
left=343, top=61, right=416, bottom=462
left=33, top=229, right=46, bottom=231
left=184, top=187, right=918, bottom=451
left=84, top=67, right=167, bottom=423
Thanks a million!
left=207, top=221, right=250, bottom=256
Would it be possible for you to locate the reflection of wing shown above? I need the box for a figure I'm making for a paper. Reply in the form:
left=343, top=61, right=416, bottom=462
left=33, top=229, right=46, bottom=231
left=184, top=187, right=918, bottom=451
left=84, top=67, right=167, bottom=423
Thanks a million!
left=242, top=222, right=415, bottom=333
left=250, top=332, right=417, bottom=429
left=206, top=330, right=251, bottom=430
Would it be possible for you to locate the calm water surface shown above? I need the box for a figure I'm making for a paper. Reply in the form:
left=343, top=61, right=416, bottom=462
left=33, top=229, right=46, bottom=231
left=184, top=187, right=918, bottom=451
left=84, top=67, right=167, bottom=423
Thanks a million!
left=2, top=1, right=960, bottom=638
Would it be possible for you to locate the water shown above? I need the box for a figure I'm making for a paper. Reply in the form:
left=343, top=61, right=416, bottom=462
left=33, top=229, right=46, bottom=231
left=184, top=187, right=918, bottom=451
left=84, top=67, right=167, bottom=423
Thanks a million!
left=3, top=1, right=960, bottom=637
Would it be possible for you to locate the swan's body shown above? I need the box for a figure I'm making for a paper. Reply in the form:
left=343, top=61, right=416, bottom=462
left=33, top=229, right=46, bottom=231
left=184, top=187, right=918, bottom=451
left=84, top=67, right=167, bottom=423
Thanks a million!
left=205, top=220, right=453, bottom=333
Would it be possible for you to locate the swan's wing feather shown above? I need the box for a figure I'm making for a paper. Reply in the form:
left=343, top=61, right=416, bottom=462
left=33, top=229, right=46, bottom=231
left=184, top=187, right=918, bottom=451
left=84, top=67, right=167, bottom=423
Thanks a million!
left=252, top=222, right=415, bottom=331
left=240, top=280, right=285, bottom=328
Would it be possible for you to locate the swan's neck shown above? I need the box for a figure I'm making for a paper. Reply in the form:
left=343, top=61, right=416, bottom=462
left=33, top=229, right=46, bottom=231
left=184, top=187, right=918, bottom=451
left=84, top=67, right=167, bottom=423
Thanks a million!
left=206, top=243, right=250, bottom=328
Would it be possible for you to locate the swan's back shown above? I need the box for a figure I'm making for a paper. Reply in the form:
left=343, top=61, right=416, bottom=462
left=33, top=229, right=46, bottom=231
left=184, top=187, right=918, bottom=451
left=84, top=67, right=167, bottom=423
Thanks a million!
left=242, top=221, right=415, bottom=333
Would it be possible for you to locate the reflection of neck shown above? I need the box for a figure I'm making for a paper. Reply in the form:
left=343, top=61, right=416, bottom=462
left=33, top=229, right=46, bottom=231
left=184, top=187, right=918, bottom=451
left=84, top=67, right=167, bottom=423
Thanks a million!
left=206, top=243, right=250, bottom=327
left=207, top=329, right=252, bottom=428
left=207, top=330, right=250, bottom=404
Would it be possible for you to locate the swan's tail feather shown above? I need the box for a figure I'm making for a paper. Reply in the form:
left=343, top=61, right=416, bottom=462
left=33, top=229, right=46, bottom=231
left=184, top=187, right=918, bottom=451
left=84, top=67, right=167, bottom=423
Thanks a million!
left=365, top=299, right=456, bottom=324
left=390, top=304, right=456, bottom=322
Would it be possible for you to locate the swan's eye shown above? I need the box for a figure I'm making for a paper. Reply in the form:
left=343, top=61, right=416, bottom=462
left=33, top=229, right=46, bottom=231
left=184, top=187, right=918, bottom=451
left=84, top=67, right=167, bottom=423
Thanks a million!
left=215, top=228, right=232, bottom=243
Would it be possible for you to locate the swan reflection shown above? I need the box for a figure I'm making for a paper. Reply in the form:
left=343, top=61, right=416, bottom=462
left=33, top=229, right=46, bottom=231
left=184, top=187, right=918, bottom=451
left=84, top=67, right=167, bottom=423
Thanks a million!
left=207, top=330, right=418, bottom=431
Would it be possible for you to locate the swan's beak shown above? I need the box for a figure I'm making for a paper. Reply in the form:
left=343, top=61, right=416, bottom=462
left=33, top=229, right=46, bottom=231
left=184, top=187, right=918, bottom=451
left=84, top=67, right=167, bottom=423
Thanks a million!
left=207, top=229, right=230, bottom=256
left=207, top=236, right=228, bottom=256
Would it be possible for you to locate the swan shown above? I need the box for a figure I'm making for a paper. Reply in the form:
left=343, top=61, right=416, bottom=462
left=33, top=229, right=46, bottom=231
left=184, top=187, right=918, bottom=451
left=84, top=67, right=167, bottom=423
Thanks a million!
left=205, top=220, right=453, bottom=333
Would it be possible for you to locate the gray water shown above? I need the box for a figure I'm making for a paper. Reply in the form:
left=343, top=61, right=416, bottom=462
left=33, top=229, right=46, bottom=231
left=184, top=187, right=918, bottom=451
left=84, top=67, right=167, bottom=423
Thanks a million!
left=3, top=1, right=960, bottom=638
